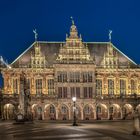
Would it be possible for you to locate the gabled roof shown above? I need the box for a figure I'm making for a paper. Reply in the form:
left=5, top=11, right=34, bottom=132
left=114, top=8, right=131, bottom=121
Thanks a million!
left=10, top=41, right=137, bottom=68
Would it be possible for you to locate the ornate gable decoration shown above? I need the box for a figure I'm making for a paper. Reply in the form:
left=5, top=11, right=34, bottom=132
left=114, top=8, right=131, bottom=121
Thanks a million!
left=101, top=43, right=118, bottom=68
left=31, top=42, right=46, bottom=68
left=56, top=19, right=94, bottom=64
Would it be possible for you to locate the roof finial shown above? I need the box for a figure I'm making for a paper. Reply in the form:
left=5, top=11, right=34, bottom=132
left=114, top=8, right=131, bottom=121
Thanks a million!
left=33, top=29, right=38, bottom=41
left=70, top=16, right=74, bottom=25
left=109, top=30, right=112, bottom=42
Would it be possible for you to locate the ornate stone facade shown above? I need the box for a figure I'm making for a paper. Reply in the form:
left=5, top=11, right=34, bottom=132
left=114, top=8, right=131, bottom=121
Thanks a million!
left=1, top=20, right=140, bottom=120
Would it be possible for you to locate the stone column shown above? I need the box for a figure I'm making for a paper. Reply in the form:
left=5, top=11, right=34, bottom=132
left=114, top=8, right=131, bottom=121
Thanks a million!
left=107, top=109, right=110, bottom=119
left=81, top=110, right=84, bottom=120
left=120, top=109, right=123, bottom=119
left=42, top=106, right=44, bottom=120
left=94, top=108, right=97, bottom=119
left=68, top=108, right=71, bottom=120
left=55, top=108, right=58, bottom=120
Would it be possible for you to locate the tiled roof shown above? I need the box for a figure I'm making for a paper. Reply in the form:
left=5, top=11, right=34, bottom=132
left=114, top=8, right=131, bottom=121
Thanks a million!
left=11, top=41, right=137, bottom=68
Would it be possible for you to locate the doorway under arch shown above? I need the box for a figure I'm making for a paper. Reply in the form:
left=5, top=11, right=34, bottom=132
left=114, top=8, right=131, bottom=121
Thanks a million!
left=3, top=104, right=15, bottom=120
left=44, top=104, right=56, bottom=120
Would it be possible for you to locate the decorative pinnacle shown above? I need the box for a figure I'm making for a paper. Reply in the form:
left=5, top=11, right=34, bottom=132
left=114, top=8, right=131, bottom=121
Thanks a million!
left=70, top=16, right=74, bottom=25
left=33, top=29, right=38, bottom=41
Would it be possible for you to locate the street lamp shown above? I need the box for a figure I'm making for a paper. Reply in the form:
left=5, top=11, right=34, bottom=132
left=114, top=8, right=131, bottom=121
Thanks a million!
left=72, top=97, right=78, bottom=126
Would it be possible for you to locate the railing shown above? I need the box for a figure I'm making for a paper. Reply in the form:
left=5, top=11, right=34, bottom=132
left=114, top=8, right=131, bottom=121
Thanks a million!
left=1, top=93, right=140, bottom=101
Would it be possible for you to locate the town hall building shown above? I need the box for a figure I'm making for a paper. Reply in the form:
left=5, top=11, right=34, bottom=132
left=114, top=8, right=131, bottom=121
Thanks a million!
left=1, top=19, right=140, bottom=120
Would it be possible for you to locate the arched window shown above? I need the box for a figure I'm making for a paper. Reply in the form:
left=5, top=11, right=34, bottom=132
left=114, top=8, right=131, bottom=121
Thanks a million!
left=109, top=107, right=113, bottom=114
left=61, top=106, right=67, bottom=114
left=50, top=105, right=55, bottom=114
left=96, top=106, right=101, bottom=113
left=84, top=106, right=91, bottom=114
left=38, top=107, right=42, bottom=114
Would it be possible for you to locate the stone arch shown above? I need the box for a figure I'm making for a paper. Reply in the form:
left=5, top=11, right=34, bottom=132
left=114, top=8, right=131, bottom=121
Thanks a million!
left=109, top=104, right=121, bottom=119
left=31, top=104, right=42, bottom=120
left=71, top=104, right=82, bottom=120
left=83, top=104, right=94, bottom=120
left=3, top=103, right=15, bottom=120
left=44, top=104, right=56, bottom=120
left=96, top=103, right=108, bottom=120
left=122, top=104, right=133, bottom=119
left=58, top=104, right=69, bottom=120
left=136, top=104, right=140, bottom=113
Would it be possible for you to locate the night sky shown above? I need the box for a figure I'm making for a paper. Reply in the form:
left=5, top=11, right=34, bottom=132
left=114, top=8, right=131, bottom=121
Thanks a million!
left=0, top=0, right=140, bottom=87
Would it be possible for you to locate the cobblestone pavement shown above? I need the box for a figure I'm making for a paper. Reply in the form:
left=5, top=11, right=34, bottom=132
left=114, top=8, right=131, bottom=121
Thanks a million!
left=0, top=120, right=139, bottom=140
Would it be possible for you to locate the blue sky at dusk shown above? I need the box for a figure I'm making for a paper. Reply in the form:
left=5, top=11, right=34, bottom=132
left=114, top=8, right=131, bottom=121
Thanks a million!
left=0, top=0, right=140, bottom=87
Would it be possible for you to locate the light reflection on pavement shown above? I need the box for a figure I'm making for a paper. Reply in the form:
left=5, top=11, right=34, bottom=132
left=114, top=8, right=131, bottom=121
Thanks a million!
left=0, top=121, right=139, bottom=140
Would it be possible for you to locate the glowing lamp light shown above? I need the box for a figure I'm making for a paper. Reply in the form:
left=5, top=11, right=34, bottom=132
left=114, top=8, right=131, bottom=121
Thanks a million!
left=72, top=97, right=76, bottom=102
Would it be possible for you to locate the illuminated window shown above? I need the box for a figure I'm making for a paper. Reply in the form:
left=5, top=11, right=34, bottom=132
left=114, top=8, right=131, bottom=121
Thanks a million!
left=69, top=72, right=80, bottom=83
left=71, top=87, right=80, bottom=98
left=131, top=79, right=136, bottom=94
left=96, top=79, right=102, bottom=95
left=83, top=87, right=92, bottom=98
left=70, top=72, right=75, bottom=82
left=58, top=87, right=67, bottom=98
left=48, top=79, right=54, bottom=95
left=108, top=79, right=114, bottom=95
left=57, top=71, right=67, bottom=82
left=75, top=72, right=80, bottom=82
left=26, top=79, right=30, bottom=95
left=120, top=79, right=126, bottom=95
left=13, top=78, right=18, bottom=94
left=58, top=87, right=62, bottom=98
left=63, top=87, right=67, bottom=98
left=36, top=79, right=42, bottom=94
left=82, top=72, right=93, bottom=83
left=76, top=87, right=80, bottom=98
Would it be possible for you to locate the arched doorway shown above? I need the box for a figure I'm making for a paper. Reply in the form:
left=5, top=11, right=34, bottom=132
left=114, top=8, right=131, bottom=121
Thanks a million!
left=32, top=104, right=42, bottom=120
left=136, top=104, right=140, bottom=113
left=122, top=104, right=133, bottom=119
left=44, top=104, right=56, bottom=120
left=109, top=104, right=121, bottom=119
left=96, top=104, right=108, bottom=120
left=83, top=104, right=94, bottom=120
left=4, top=104, right=15, bottom=120
left=58, top=104, right=69, bottom=120
left=71, top=104, right=81, bottom=120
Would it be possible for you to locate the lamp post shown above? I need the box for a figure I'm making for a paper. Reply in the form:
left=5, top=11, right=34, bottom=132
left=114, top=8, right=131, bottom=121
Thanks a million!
left=72, top=97, right=78, bottom=126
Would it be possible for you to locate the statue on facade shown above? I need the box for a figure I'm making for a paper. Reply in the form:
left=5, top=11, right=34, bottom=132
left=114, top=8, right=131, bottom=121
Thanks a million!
left=33, top=29, right=38, bottom=41
left=109, top=30, right=112, bottom=42
left=132, top=109, right=140, bottom=135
